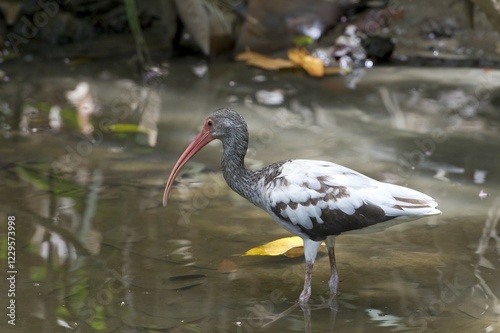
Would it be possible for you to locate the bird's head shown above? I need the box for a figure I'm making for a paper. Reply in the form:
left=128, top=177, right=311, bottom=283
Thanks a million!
left=204, top=108, right=247, bottom=140
left=162, top=108, right=246, bottom=206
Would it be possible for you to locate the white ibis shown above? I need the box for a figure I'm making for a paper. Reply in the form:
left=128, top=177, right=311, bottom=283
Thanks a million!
left=163, top=108, right=441, bottom=304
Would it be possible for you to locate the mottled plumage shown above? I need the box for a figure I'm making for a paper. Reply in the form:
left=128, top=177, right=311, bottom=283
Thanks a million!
left=263, top=160, right=439, bottom=241
left=163, top=108, right=441, bottom=304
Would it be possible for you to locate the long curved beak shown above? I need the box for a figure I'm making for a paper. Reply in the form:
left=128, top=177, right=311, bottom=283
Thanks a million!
left=163, top=128, right=214, bottom=206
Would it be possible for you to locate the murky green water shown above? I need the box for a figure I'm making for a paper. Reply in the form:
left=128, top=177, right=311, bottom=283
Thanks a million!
left=1, top=60, right=499, bottom=332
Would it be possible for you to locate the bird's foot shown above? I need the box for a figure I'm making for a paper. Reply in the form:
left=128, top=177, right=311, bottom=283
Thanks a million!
left=328, top=293, right=339, bottom=311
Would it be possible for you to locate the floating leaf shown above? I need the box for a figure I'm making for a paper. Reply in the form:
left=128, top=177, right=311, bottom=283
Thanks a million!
left=237, top=48, right=340, bottom=77
left=236, top=49, right=296, bottom=71
left=284, top=246, right=305, bottom=258
left=244, top=236, right=305, bottom=256
left=107, top=123, right=150, bottom=134
left=288, top=48, right=324, bottom=77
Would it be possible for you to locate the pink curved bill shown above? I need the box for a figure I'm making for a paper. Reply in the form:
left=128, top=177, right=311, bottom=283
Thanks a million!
left=163, top=128, right=214, bottom=206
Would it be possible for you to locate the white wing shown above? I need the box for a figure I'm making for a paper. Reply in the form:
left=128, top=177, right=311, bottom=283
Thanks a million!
left=264, top=160, right=440, bottom=240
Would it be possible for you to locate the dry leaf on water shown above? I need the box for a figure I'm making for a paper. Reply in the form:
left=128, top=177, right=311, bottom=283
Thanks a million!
left=244, top=236, right=326, bottom=257
left=284, top=246, right=305, bottom=258
left=244, top=236, right=306, bottom=257
left=236, top=49, right=296, bottom=71
left=288, top=48, right=324, bottom=77
left=237, top=48, right=340, bottom=77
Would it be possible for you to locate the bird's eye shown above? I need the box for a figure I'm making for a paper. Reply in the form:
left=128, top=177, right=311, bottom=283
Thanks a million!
left=207, top=119, right=213, bottom=127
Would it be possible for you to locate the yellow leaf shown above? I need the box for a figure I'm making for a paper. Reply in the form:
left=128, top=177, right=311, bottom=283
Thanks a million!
left=244, top=236, right=305, bottom=256
left=302, top=55, right=324, bottom=77
left=288, top=48, right=324, bottom=77
left=107, top=124, right=150, bottom=134
left=237, top=48, right=339, bottom=78
left=284, top=246, right=305, bottom=258
left=236, top=49, right=296, bottom=71
left=287, top=48, right=307, bottom=65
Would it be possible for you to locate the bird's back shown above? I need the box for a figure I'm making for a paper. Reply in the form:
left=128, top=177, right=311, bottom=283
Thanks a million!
left=262, top=160, right=441, bottom=240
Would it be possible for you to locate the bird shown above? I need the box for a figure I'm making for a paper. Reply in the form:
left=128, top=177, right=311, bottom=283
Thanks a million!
left=163, top=108, right=441, bottom=304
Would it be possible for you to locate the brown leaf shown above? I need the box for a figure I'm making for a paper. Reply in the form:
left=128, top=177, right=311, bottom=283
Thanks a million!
left=301, top=55, right=324, bottom=77
left=237, top=48, right=338, bottom=77
left=288, top=48, right=324, bottom=77
left=236, top=49, right=296, bottom=70
left=287, top=48, right=307, bottom=65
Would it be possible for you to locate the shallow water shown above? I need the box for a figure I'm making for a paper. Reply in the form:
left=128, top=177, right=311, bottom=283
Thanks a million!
left=1, top=60, right=499, bottom=332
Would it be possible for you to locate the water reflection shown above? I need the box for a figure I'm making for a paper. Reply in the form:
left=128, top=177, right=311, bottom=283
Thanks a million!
left=0, top=63, right=499, bottom=332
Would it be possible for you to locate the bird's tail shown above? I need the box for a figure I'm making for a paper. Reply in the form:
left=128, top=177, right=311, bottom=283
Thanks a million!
left=383, top=183, right=442, bottom=217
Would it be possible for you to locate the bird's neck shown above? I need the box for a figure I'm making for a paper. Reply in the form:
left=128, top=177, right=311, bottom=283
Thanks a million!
left=220, top=130, right=262, bottom=207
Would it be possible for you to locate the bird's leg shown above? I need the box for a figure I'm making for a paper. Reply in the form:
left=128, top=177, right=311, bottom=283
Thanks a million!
left=299, top=239, right=322, bottom=304
left=300, top=261, right=314, bottom=304
left=325, top=236, right=339, bottom=297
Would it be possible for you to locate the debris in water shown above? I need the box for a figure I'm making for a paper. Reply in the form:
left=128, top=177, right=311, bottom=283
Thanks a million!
left=49, top=105, right=62, bottom=133
left=66, top=82, right=97, bottom=135
left=218, top=259, right=238, bottom=273
left=255, top=89, right=285, bottom=106
left=236, top=49, right=296, bottom=71
left=473, top=169, right=487, bottom=184
left=192, top=62, right=208, bottom=78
